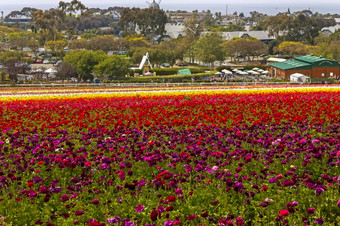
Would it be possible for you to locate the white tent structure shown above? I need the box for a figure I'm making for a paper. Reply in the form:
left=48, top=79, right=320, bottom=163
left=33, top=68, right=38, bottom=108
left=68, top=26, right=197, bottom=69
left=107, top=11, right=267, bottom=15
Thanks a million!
left=45, top=68, right=57, bottom=73
left=262, top=70, right=270, bottom=74
left=238, top=71, right=248, bottom=75
left=290, top=73, right=311, bottom=84
left=248, top=70, right=260, bottom=75
left=214, top=72, right=222, bottom=75
left=267, top=57, right=287, bottom=63
left=222, top=69, right=232, bottom=74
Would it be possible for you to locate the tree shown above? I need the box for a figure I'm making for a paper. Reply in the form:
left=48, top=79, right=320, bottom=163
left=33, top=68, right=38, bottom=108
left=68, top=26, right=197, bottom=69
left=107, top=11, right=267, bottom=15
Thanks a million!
left=46, top=39, right=68, bottom=58
left=63, top=50, right=107, bottom=80
left=58, top=0, right=88, bottom=34
left=27, top=39, right=40, bottom=56
left=223, top=37, right=267, bottom=62
left=193, top=32, right=225, bottom=66
left=93, top=55, right=130, bottom=79
left=278, top=41, right=310, bottom=57
left=119, top=8, right=167, bottom=42
left=7, top=31, right=32, bottom=50
left=0, top=50, right=29, bottom=82
left=264, top=12, right=332, bottom=45
left=31, top=9, right=66, bottom=43
left=183, top=13, right=202, bottom=42
left=46, top=40, right=67, bottom=52
left=69, top=38, right=88, bottom=50
left=56, top=61, right=77, bottom=81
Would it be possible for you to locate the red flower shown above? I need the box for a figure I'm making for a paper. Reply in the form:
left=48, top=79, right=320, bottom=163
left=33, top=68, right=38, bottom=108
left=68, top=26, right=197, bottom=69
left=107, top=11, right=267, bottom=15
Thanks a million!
left=166, top=195, right=176, bottom=203
left=150, top=209, right=159, bottom=221
left=27, top=182, right=34, bottom=187
left=261, top=185, right=268, bottom=191
left=279, top=210, right=289, bottom=217
left=166, top=206, right=173, bottom=212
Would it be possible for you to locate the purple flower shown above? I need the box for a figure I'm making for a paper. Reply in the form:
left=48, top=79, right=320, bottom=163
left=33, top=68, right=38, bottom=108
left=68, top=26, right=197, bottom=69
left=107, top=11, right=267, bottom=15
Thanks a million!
left=195, top=164, right=203, bottom=172
left=337, top=200, right=340, bottom=208
left=135, top=205, right=144, bottom=213
left=107, top=216, right=120, bottom=224
left=315, top=218, right=323, bottom=225
left=158, top=205, right=165, bottom=213
left=164, top=220, right=174, bottom=226
left=315, top=187, right=325, bottom=195
left=124, top=221, right=135, bottom=226
left=269, top=177, right=277, bottom=183
left=137, top=179, right=146, bottom=187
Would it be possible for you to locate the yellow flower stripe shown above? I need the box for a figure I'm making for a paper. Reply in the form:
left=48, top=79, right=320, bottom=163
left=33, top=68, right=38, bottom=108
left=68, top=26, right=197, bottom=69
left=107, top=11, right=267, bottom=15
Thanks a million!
left=0, top=86, right=339, bottom=102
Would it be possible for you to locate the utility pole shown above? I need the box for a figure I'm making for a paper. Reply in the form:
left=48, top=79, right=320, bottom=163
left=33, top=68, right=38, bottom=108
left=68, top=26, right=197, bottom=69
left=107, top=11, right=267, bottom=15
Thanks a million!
left=226, top=5, right=228, bottom=16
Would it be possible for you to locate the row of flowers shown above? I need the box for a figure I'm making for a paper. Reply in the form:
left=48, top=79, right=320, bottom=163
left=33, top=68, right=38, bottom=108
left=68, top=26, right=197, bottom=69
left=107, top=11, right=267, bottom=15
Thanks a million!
left=0, top=87, right=339, bottom=225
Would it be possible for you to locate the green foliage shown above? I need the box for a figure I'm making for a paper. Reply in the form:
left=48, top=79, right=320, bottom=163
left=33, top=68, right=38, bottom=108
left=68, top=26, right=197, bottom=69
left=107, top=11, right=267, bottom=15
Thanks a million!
left=264, top=12, right=334, bottom=45
left=119, top=8, right=167, bottom=42
left=63, top=50, right=107, bottom=80
left=93, top=55, right=130, bottom=79
left=223, top=37, right=267, bottom=61
left=193, top=32, right=225, bottom=64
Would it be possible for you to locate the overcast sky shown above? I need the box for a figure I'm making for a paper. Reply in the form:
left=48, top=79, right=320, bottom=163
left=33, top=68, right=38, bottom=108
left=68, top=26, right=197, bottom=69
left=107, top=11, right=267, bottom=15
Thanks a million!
left=1, top=0, right=340, bottom=5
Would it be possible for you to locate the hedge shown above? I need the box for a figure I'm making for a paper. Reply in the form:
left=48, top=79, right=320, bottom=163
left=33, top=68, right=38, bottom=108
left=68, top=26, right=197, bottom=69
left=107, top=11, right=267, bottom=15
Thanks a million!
left=128, top=68, right=207, bottom=76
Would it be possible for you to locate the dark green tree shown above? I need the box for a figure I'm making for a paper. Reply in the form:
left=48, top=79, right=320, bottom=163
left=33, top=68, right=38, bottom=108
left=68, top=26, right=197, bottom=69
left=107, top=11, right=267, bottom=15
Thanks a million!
left=193, top=32, right=226, bottom=65
left=63, top=50, right=107, bottom=80
left=94, top=55, right=130, bottom=79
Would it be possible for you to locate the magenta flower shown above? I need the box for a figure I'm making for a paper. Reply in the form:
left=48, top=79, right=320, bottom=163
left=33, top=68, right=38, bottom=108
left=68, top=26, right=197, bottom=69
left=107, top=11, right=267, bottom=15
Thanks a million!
left=315, top=218, right=323, bottom=225
left=92, top=199, right=99, bottom=205
left=306, top=208, right=315, bottom=215
left=195, top=164, right=203, bottom=172
left=135, top=205, right=144, bottom=213
left=315, top=187, right=325, bottom=195
left=74, top=210, right=84, bottom=216
left=164, top=219, right=173, bottom=226
left=187, top=214, right=197, bottom=220
left=235, top=216, right=245, bottom=226
left=60, top=194, right=69, bottom=202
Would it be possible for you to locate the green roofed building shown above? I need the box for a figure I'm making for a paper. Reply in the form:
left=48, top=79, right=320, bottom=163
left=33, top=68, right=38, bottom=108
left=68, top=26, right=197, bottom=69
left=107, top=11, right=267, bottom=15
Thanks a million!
left=269, top=54, right=340, bottom=80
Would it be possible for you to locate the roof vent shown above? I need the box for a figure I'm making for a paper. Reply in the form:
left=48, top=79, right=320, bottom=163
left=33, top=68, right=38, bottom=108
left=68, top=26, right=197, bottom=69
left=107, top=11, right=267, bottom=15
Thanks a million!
left=310, top=53, right=314, bottom=56
left=319, top=55, right=322, bottom=58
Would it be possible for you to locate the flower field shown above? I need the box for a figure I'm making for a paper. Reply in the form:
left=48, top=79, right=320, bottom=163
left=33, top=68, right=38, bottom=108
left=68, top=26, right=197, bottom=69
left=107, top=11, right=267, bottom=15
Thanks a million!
left=0, top=86, right=339, bottom=226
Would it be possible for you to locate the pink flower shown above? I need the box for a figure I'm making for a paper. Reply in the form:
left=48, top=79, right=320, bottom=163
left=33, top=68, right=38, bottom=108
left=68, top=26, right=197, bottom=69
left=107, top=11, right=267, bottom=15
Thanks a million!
left=279, top=210, right=289, bottom=217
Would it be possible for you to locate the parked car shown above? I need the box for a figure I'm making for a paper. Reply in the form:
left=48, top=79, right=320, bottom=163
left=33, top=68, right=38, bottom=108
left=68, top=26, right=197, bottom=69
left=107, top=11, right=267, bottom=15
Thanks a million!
left=161, top=63, right=171, bottom=68
left=56, top=60, right=63, bottom=66
left=176, top=62, right=187, bottom=66
left=35, top=59, right=43, bottom=64
left=260, top=54, right=269, bottom=57
left=43, top=60, right=50, bottom=64
left=236, top=54, right=244, bottom=58
left=42, top=54, right=52, bottom=58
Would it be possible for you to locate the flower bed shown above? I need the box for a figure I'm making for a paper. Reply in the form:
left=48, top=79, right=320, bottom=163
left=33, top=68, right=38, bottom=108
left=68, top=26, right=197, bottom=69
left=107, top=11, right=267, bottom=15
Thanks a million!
left=0, top=87, right=339, bottom=225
